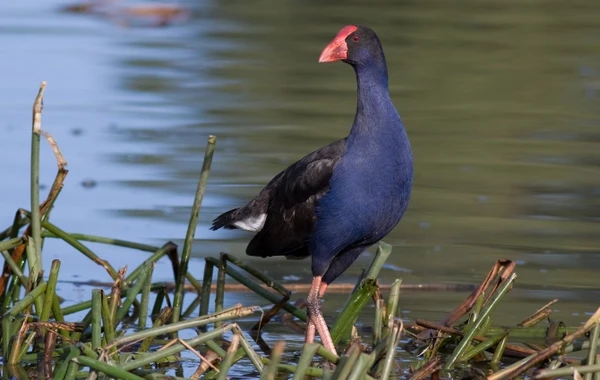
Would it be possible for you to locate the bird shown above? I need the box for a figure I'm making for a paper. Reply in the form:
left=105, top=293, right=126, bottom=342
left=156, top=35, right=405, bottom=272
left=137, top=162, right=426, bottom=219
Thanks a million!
left=211, top=24, right=413, bottom=355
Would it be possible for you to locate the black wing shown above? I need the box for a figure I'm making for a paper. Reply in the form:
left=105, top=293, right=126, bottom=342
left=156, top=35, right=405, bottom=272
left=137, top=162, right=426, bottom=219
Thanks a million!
left=212, top=138, right=347, bottom=259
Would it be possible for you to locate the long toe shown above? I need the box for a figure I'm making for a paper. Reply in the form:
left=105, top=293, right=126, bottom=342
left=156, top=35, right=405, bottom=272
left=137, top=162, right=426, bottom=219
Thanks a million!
left=310, top=311, right=337, bottom=355
left=316, top=324, right=337, bottom=355
left=306, top=276, right=338, bottom=355
left=305, top=317, right=316, bottom=344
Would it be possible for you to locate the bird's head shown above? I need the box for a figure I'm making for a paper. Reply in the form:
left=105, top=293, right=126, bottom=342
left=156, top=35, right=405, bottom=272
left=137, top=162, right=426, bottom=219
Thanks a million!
left=318, top=25, right=385, bottom=68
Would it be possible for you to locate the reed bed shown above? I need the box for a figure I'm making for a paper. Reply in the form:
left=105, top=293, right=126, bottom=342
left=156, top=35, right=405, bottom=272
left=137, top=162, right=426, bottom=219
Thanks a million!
left=0, top=83, right=599, bottom=379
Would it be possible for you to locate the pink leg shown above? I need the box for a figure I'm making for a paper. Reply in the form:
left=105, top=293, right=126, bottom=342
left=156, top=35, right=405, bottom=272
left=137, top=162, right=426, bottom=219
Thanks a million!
left=305, top=282, right=328, bottom=343
left=305, top=276, right=337, bottom=355
left=319, top=282, right=328, bottom=298
left=305, top=319, right=316, bottom=343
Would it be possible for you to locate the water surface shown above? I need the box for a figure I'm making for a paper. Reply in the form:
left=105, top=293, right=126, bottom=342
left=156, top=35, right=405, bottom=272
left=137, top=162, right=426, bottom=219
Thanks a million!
left=1, top=0, right=600, bottom=375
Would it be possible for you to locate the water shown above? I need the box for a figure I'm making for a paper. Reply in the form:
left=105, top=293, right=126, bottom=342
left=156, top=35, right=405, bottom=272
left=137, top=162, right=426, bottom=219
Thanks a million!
left=1, top=0, right=600, bottom=375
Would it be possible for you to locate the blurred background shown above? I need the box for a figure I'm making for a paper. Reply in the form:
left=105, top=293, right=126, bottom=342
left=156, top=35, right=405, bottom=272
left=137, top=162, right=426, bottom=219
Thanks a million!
left=1, top=0, right=599, bottom=331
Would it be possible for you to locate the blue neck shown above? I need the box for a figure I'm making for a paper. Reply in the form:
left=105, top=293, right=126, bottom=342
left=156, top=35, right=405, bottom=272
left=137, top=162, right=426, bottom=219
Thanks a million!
left=350, top=61, right=398, bottom=135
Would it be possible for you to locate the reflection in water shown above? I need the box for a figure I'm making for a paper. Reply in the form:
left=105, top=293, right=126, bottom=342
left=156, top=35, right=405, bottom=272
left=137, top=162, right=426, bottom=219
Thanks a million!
left=0, top=0, right=599, bottom=340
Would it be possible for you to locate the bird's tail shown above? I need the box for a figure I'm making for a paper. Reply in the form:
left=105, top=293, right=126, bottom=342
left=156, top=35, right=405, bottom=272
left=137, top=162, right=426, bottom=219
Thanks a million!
left=210, top=208, right=239, bottom=230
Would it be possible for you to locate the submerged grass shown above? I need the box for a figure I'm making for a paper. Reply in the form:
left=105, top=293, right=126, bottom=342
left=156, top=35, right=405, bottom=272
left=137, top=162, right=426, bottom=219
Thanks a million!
left=0, top=83, right=599, bottom=379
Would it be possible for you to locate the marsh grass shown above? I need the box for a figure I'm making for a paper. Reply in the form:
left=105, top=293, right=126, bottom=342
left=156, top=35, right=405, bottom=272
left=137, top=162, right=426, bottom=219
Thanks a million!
left=0, top=83, right=599, bottom=379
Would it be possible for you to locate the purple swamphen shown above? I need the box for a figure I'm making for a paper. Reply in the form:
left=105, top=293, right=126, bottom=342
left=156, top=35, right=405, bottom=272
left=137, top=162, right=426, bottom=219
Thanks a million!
left=211, top=25, right=413, bottom=355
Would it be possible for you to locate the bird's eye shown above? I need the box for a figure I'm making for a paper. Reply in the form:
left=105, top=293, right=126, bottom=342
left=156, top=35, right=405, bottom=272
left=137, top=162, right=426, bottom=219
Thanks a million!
left=352, top=34, right=360, bottom=43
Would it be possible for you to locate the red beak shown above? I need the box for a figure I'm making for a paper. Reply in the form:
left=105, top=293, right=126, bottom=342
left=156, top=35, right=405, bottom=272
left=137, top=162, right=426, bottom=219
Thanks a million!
left=318, top=25, right=358, bottom=63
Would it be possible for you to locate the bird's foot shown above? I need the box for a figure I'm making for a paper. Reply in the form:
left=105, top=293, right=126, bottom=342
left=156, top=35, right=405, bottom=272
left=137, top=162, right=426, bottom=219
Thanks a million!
left=305, top=318, right=316, bottom=344
left=305, top=276, right=338, bottom=356
left=305, top=314, right=338, bottom=356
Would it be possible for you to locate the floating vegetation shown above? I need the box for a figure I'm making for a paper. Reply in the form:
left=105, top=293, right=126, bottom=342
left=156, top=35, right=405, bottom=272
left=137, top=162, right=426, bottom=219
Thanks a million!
left=1, top=83, right=599, bottom=379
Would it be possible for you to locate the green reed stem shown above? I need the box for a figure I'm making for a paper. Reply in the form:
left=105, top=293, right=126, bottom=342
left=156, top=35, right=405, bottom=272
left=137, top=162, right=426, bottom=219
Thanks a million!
left=585, top=324, right=600, bottom=380
left=172, top=135, right=216, bottom=325
left=70, top=309, right=92, bottom=342
left=138, top=307, right=172, bottom=353
left=151, top=286, right=166, bottom=320
left=75, top=355, right=145, bottom=380
left=30, top=82, right=46, bottom=281
left=19, top=344, right=66, bottom=363
left=78, top=342, right=99, bottom=360
left=9, top=271, right=22, bottom=304
left=275, top=363, right=324, bottom=378
left=214, top=254, right=227, bottom=328
left=25, top=237, right=41, bottom=291
left=53, top=347, right=81, bottom=380
left=61, top=299, right=93, bottom=316
left=331, top=243, right=393, bottom=344
left=534, top=364, right=600, bottom=379
left=348, top=353, right=375, bottom=380
left=488, top=350, right=536, bottom=380
left=100, top=290, right=116, bottom=347
left=474, top=316, right=492, bottom=340
left=182, top=295, right=201, bottom=318
left=386, top=279, right=402, bottom=328
left=16, top=330, right=37, bottom=364
left=139, top=374, right=190, bottom=380
left=445, top=273, right=517, bottom=370
left=317, top=346, right=340, bottom=364
left=200, top=348, right=243, bottom=379
left=0, top=237, right=24, bottom=252
left=369, top=336, right=398, bottom=378
left=64, top=359, right=80, bottom=380
left=1, top=250, right=28, bottom=286
left=2, top=257, right=23, bottom=314
left=0, top=211, right=28, bottom=241
left=471, top=292, right=486, bottom=324
left=186, top=271, right=203, bottom=293
left=108, top=305, right=257, bottom=349
left=380, top=326, right=402, bottom=380
left=9, top=213, right=23, bottom=240
left=7, top=326, right=27, bottom=365
left=374, top=298, right=384, bottom=346
left=490, top=334, right=508, bottom=366
left=332, top=344, right=361, bottom=379
left=205, top=257, right=306, bottom=321
left=40, top=259, right=60, bottom=323
left=217, top=333, right=240, bottom=380
left=4, top=281, right=47, bottom=318
left=366, top=241, right=392, bottom=278
left=5, top=365, right=30, bottom=380
left=138, top=263, right=154, bottom=330
left=199, top=260, right=213, bottom=323
left=120, top=323, right=235, bottom=371
left=485, top=325, right=576, bottom=338
left=222, top=253, right=290, bottom=297
left=331, top=277, right=378, bottom=344
left=261, top=341, right=285, bottom=380
left=116, top=262, right=151, bottom=323
left=461, top=333, right=507, bottom=362
left=2, top=317, right=14, bottom=361
left=60, top=283, right=164, bottom=317
left=205, top=339, right=227, bottom=357
left=108, top=278, right=121, bottom=324
left=41, top=220, right=118, bottom=280
left=124, top=242, right=175, bottom=285
left=42, top=231, right=158, bottom=252
left=232, top=324, right=264, bottom=372
left=292, top=343, right=320, bottom=380
left=91, top=289, right=101, bottom=350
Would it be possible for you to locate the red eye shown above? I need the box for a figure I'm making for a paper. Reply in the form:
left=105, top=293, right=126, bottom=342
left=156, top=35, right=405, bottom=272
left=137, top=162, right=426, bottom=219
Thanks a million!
left=352, top=34, right=360, bottom=43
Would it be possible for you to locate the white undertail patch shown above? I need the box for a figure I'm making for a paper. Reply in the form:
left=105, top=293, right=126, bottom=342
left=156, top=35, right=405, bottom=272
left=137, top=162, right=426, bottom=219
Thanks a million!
left=234, top=213, right=266, bottom=232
